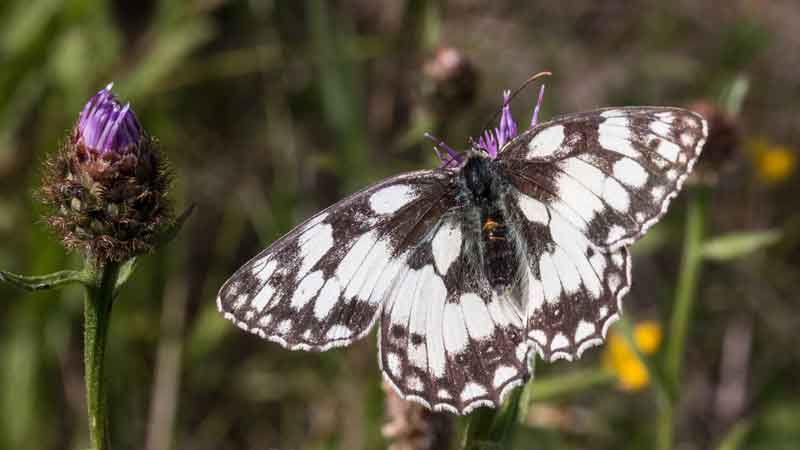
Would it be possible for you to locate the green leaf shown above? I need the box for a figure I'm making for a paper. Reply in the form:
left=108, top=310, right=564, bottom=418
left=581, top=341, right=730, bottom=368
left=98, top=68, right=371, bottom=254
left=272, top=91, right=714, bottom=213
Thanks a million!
left=115, top=258, right=138, bottom=289
left=525, top=368, right=615, bottom=402
left=702, top=229, right=782, bottom=261
left=0, top=269, right=89, bottom=292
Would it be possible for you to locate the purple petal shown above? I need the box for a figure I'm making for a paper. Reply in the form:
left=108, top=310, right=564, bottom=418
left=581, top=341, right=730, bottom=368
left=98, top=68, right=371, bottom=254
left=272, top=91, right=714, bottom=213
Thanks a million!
left=425, top=133, right=463, bottom=167
left=76, top=84, right=142, bottom=155
left=530, top=84, right=546, bottom=128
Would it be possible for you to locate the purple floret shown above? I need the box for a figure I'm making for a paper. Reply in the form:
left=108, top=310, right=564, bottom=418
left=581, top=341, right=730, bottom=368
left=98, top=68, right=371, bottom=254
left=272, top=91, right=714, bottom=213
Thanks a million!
left=475, top=90, right=519, bottom=159
left=77, top=83, right=142, bottom=155
left=428, top=83, right=546, bottom=166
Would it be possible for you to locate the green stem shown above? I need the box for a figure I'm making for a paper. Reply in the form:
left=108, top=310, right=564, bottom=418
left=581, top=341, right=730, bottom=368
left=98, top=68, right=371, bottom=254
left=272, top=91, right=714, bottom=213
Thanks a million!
left=526, top=368, right=615, bottom=402
left=656, top=395, right=674, bottom=450
left=659, top=189, right=707, bottom=450
left=462, top=387, right=523, bottom=450
left=84, top=261, right=120, bottom=450
left=666, top=190, right=706, bottom=383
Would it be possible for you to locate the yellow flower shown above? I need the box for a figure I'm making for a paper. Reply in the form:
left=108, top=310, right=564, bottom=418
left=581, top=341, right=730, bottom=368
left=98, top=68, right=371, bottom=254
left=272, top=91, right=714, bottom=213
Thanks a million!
left=749, top=137, right=797, bottom=183
left=603, top=321, right=662, bottom=392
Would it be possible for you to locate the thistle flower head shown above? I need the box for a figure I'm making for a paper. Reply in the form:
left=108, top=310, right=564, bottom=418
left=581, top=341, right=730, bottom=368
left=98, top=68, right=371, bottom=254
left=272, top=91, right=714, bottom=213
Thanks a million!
left=429, top=84, right=545, bottom=166
left=76, top=83, right=142, bottom=155
left=475, top=90, right=518, bottom=159
left=40, top=83, right=172, bottom=263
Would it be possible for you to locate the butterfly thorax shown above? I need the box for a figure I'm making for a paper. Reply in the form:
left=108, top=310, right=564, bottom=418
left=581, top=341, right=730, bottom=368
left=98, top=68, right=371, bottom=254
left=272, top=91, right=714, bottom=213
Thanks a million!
left=458, top=153, right=519, bottom=293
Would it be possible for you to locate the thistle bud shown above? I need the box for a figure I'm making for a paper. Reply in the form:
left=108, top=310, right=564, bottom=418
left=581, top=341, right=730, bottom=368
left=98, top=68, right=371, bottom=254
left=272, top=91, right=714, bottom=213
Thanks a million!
left=422, top=47, right=479, bottom=114
left=41, top=84, right=172, bottom=263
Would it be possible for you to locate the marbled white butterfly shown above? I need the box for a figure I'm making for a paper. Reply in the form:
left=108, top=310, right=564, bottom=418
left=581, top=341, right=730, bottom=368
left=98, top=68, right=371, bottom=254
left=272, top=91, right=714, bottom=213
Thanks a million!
left=217, top=80, right=707, bottom=414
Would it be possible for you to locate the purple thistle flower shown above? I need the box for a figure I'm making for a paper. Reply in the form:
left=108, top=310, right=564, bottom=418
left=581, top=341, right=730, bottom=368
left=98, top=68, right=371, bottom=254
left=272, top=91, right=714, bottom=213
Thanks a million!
left=77, top=83, right=142, bottom=155
left=41, top=83, right=172, bottom=262
left=429, top=84, right=546, bottom=167
left=475, top=90, right=518, bottom=159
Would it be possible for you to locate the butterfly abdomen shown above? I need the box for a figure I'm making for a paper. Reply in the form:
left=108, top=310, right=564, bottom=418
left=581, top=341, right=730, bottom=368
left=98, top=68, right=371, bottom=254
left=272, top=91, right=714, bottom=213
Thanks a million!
left=459, top=154, right=520, bottom=292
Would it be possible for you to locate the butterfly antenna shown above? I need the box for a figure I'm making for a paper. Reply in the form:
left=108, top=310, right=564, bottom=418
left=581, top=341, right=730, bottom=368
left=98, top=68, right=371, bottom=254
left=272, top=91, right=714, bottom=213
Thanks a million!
left=478, top=70, right=552, bottom=136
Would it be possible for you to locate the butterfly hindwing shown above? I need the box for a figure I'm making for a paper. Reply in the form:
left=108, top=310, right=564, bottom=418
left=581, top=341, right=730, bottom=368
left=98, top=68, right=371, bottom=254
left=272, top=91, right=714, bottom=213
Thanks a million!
left=502, top=190, right=631, bottom=361
left=217, top=170, right=456, bottom=351
left=379, top=216, right=530, bottom=414
left=499, top=107, right=707, bottom=250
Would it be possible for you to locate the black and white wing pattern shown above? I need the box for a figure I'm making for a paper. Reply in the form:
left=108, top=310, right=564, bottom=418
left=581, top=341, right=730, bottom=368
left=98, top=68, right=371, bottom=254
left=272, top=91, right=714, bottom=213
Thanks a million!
left=498, top=107, right=706, bottom=361
left=500, top=107, right=707, bottom=249
left=217, top=170, right=457, bottom=352
left=379, top=216, right=530, bottom=414
left=217, top=103, right=707, bottom=414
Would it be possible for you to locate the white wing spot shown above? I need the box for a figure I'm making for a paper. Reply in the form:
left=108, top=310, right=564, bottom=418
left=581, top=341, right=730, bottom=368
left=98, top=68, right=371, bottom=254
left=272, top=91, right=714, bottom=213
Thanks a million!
left=291, top=270, right=325, bottom=309
left=493, top=366, right=518, bottom=388
left=575, top=320, right=596, bottom=342
left=423, top=266, right=448, bottom=378
left=369, top=184, right=416, bottom=214
left=346, top=238, right=392, bottom=301
left=529, top=329, right=547, bottom=346
left=432, top=222, right=462, bottom=275
left=299, top=212, right=328, bottom=235
left=443, top=302, right=469, bottom=354
left=518, top=194, right=550, bottom=224
left=539, top=252, right=562, bottom=303
left=278, top=319, right=292, bottom=334
left=406, top=376, right=424, bottom=391
left=516, top=342, right=529, bottom=362
left=551, top=333, right=569, bottom=351
left=607, top=225, right=626, bottom=243
left=599, top=120, right=638, bottom=158
left=650, top=120, right=672, bottom=137
left=603, top=177, right=631, bottom=212
left=325, top=324, right=352, bottom=340
left=461, top=382, right=488, bottom=402
left=527, top=125, right=565, bottom=159
left=680, top=131, right=694, bottom=148
left=657, top=139, right=681, bottom=162
left=526, top=269, right=545, bottom=314
left=255, top=259, right=278, bottom=283
left=613, top=158, right=649, bottom=188
left=588, top=251, right=607, bottom=278
left=608, top=273, right=622, bottom=292
left=251, top=283, right=276, bottom=312
left=408, top=341, right=427, bottom=369
left=314, top=277, right=342, bottom=320
left=460, top=293, right=494, bottom=339
left=335, top=231, right=379, bottom=283
left=551, top=247, right=582, bottom=294
left=437, top=389, right=452, bottom=399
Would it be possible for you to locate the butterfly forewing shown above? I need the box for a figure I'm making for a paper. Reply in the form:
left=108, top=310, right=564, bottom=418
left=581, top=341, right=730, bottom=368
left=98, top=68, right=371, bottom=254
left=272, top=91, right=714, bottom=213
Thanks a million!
left=217, top=170, right=456, bottom=351
left=379, top=217, right=530, bottom=414
left=500, top=107, right=707, bottom=250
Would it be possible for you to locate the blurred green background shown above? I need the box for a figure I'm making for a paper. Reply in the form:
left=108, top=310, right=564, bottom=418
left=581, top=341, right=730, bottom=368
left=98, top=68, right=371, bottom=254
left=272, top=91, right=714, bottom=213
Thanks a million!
left=1, top=1, right=799, bottom=449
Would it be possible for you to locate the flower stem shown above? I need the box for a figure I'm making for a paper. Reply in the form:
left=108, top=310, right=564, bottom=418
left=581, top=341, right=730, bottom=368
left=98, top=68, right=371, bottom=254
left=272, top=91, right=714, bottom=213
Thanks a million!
left=84, top=261, right=120, bottom=450
left=659, top=188, right=707, bottom=450
left=666, top=189, right=706, bottom=384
